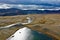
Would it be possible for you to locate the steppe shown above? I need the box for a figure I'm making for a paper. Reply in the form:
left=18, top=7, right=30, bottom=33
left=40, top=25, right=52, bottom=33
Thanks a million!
left=0, top=14, right=60, bottom=40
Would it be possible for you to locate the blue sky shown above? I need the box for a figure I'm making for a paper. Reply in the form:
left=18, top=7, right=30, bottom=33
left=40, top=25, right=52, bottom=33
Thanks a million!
left=0, top=0, right=60, bottom=9
left=0, top=0, right=60, bottom=5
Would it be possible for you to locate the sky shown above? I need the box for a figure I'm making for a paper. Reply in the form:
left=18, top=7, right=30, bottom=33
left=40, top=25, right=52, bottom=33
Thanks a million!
left=0, top=0, right=60, bottom=5
left=0, top=0, right=60, bottom=9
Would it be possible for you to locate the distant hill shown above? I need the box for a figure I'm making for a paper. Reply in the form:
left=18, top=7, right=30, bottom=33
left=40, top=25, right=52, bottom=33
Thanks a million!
left=0, top=8, right=60, bottom=16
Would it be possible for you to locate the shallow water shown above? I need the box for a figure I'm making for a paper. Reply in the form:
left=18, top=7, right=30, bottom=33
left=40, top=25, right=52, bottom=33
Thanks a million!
left=31, top=31, right=54, bottom=40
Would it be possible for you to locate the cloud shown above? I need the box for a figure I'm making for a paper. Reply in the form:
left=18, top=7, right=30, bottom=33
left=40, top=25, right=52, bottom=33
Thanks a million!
left=0, top=3, right=60, bottom=10
left=0, top=0, right=60, bottom=7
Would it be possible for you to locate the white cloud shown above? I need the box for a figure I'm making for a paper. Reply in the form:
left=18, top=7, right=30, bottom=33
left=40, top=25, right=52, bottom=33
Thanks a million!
left=0, top=3, right=60, bottom=10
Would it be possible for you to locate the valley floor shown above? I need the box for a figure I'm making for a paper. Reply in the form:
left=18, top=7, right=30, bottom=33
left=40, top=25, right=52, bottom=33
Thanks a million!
left=0, top=14, right=60, bottom=40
